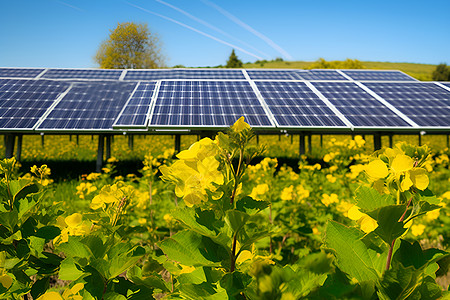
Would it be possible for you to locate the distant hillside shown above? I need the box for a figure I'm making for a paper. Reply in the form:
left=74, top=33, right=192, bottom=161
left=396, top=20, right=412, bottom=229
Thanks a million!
left=242, top=60, right=436, bottom=81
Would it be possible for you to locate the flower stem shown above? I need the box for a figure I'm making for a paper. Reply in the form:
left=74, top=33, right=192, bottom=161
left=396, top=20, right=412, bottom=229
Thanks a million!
left=230, top=234, right=237, bottom=272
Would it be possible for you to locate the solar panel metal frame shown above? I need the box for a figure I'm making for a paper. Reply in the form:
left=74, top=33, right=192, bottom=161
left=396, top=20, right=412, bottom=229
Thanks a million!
left=147, top=80, right=275, bottom=129
left=41, top=68, right=125, bottom=81
left=0, top=67, right=47, bottom=80
left=36, top=81, right=139, bottom=133
left=0, top=79, right=72, bottom=131
left=360, top=81, right=450, bottom=130
left=123, top=68, right=247, bottom=81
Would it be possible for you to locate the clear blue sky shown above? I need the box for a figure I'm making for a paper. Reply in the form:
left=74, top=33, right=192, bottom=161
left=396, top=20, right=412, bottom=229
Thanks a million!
left=1, top=0, right=449, bottom=68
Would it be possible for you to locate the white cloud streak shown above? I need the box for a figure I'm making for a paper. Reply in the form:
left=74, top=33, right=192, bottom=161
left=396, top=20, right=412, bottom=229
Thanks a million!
left=126, top=2, right=264, bottom=60
left=55, top=0, right=84, bottom=12
left=155, top=0, right=270, bottom=59
left=201, top=0, right=293, bottom=60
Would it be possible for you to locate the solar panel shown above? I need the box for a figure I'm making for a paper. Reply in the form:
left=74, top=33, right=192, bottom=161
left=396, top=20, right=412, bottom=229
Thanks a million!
left=0, top=68, right=45, bottom=79
left=440, top=82, right=450, bottom=89
left=42, top=69, right=123, bottom=80
left=123, top=70, right=177, bottom=81
left=363, top=82, right=450, bottom=127
left=311, top=82, right=411, bottom=127
left=113, top=82, right=157, bottom=128
left=298, top=70, right=347, bottom=81
left=341, top=70, right=416, bottom=81
left=37, top=81, right=137, bottom=130
left=246, top=70, right=303, bottom=80
left=178, top=69, right=246, bottom=80
left=0, top=79, right=70, bottom=129
left=149, top=81, right=272, bottom=127
left=255, top=81, right=347, bottom=127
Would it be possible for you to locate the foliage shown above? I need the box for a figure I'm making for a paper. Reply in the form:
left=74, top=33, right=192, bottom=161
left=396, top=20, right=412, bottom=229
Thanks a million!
left=432, top=63, right=450, bottom=81
left=94, top=22, right=165, bottom=69
left=226, top=49, right=243, bottom=68
left=307, top=58, right=364, bottom=69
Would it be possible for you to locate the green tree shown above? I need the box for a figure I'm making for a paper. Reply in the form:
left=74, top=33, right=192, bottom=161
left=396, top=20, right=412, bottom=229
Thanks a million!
left=226, top=49, right=243, bottom=68
left=432, top=63, right=450, bottom=81
left=95, top=22, right=165, bottom=69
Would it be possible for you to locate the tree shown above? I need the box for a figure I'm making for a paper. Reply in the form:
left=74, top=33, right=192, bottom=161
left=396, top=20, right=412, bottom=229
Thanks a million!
left=432, top=63, right=450, bottom=81
left=94, top=22, right=165, bottom=69
left=225, top=49, right=243, bottom=68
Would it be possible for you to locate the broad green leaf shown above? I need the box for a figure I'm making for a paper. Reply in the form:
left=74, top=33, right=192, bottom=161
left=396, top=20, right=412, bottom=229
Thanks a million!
left=16, top=196, right=38, bottom=222
left=108, top=245, right=145, bottom=280
left=57, top=236, right=93, bottom=259
left=59, top=257, right=84, bottom=281
left=159, top=230, right=227, bottom=267
left=219, top=271, right=252, bottom=297
left=236, top=196, right=269, bottom=215
left=355, top=186, right=395, bottom=212
left=28, top=236, right=45, bottom=256
left=177, top=267, right=208, bottom=285
left=324, top=221, right=379, bottom=282
left=35, top=226, right=61, bottom=241
left=225, top=210, right=250, bottom=234
left=103, top=292, right=127, bottom=300
left=30, top=277, right=50, bottom=300
left=393, top=240, right=448, bottom=270
left=127, top=265, right=169, bottom=292
left=83, top=265, right=106, bottom=299
left=0, top=210, right=18, bottom=232
left=82, top=235, right=106, bottom=259
left=370, top=205, right=407, bottom=245
left=179, top=282, right=229, bottom=300
left=9, top=179, right=39, bottom=203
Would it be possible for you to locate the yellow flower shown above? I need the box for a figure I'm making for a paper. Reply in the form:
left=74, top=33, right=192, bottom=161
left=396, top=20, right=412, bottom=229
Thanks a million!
left=280, top=185, right=294, bottom=201
left=326, top=174, right=336, bottom=183
left=231, top=116, right=250, bottom=132
left=365, top=159, right=389, bottom=179
left=391, top=154, right=414, bottom=174
left=163, top=214, right=173, bottom=223
left=250, top=184, right=269, bottom=200
left=425, top=210, right=440, bottom=222
left=37, top=292, right=64, bottom=300
left=411, top=224, right=425, bottom=236
left=65, top=213, right=82, bottom=228
left=348, top=205, right=378, bottom=233
left=321, top=193, right=339, bottom=207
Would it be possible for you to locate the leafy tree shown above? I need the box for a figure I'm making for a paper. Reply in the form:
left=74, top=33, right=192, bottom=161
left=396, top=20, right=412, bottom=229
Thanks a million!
left=95, top=22, right=165, bottom=69
left=432, top=63, right=450, bottom=81
left=226, top=49, right=243, bottom=68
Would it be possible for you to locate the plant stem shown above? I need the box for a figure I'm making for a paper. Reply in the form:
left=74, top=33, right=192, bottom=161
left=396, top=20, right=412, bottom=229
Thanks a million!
left=230, top=234, right=237, bottom=272
left=230, top=148, right=243, bottom=205
left=385, top=196, right=413, bottom=270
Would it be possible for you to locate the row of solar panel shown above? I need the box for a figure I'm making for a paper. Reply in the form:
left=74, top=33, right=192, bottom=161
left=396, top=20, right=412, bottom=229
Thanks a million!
left=0, top=78, right=449, bottom=132
left=0, top=67, right=417, bottom=82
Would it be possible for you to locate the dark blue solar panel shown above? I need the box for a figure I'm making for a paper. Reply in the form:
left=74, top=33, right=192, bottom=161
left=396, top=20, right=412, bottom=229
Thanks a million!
left=42, top=69, right=122, bottom=80
left=312, top=82, right=411, bottom=127
left=363, top=82, right=450, bottom=127
left=341, top=70, right=416, bottom=81
left=38, top=81, right=137, bottom=130
left=0, top=68, right=45, bottom=79
left=124, top=70, right=177, bottom=81
left=246, top=70, right=303, bottom=80
left=298, top=70, right=347, bottom=81
left=255, top=81, right=347, bottom=127
left=124, top=69, right=246, bottom=81
left=0, top=79, right=70, bottom=129
left=440, top=82, right=450, bottom=89
left=114, top=82, right=157, bottom=127
left=150, top=81, right=272, bottom=127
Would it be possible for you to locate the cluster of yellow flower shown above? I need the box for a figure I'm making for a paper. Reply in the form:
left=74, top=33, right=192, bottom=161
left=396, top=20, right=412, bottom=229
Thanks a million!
left=54, top=213, right=91, bottom=244
left=37, top=283, right=84, bottom=300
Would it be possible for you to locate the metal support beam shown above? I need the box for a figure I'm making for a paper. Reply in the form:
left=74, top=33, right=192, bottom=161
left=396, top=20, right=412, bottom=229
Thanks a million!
left=16, top=135, right=23, bottom=162
left=76, top=135, right=79, bottom=145
left=447, top=135, right=449, bottom=148
left=174, top=134, right=181, bottom=154
left=105, top=135, right=112, bottom=160
left=320, top=134, right=323, bottom=147
left=308, top=134, right=312, bottom=153
left=389, top=134, right=393, bottom=148
left=256, top=134, right=260, bottom=145
left=41, top=134, right=45, bottom=147
left=418, top=134, right=422, bottom=146
left=96, top=135, right=104, bottom=173
left=299, top=133, right=306, bottom=156
left=128, top=135, right=134, bottom=150
left=4, top=134, right=15, bottom=158
left=373, top=133, right=382, bottom=151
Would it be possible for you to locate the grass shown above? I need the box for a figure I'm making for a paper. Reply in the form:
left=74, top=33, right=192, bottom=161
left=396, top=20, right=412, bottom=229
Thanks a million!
left=243, top=60, right=436, bottom=80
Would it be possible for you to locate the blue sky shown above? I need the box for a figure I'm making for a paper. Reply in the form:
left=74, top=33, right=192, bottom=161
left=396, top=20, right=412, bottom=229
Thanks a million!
left=1, top=0, right=449, bottom=68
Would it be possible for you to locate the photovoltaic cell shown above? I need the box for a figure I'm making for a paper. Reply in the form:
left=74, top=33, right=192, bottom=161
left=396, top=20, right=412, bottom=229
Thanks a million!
left=341, top=70, right=416, bottom=81
left=298, top=70, right=347, bottom=81
left=150, top=81, right=272, bottom=127
left=363, top=82, right=450, bottom=127
left=246, top=70, right=303, bottom=80
left=255, top=81, right=347, bottom=127
left=38, top=81, right=137, bottom=130
left=124, top=69, right=246, bottom=81
left=124, top=70, right=177, bottom=81
left=0, top=68, right=45, bottom=79
left=42, top=69, right=122, bottom=80
left=440, top=82, right=450, bottom=89
left=311, top=82, right=411, bottom=127
left=114, top=82, right=157, bottom=127
left=0, top=79, right=70, bottom=129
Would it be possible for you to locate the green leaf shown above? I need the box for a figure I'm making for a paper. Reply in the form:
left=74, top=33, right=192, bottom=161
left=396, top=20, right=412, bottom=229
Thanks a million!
left=59, top=257, right=84, bottom=281
left=369, top=205, right=407, bottom=245
left=9, top=179, right=39, bottom=203
left=0, top=210, right=18, bottom=232
left=82, top=235, right=106, bottom=259
left=236, top=196, right=269, bottom=215
left=127, top=265, right=169, bottom=292
left=83, top=265, right=106, bottom=299
left=177, top=267, right=208, bottom=285
left=35, top=226, right=61, bottom=241
left=57, top=236, right=93, bottom=259
left=28, top=236, right=45, bottom=256
left=158, top=230, right=227, bottom=267
left=393, top=240, right=448, bottom=270
left=179, top=282, right=229, bottom=300
left=219, top=271, right=251, bottom=297
left=103, top=292, right=127, bottom=300
left=108, top=245, right=145, bottom=280
left=324, top=221, right=380, bottom=282
left=30, top=277, right=50, bottom=300
left=225, top=210, right=250, bottom=234
left=355, top=186, right=395, bottom=212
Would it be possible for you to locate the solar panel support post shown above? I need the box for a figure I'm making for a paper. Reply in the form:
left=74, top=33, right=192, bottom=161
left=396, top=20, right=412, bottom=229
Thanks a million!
left=447, top=135, right=449, bottom=148
left=299, top=133, right=306, bottom=156
left=256, top=135, right=260, bottom=145
left=76, top=135, right=79, bottom=145
left=418, top=134, right=422, bottom=146
left=96, top=135, right=105, bottom=173
left=373, top=133, right=382, bottom=151
left=175, top=134, right=181, bottom=154
left=320, top=135, right=323, bottom=148
left=308, top=134, right=312, bottom=153
left=128, top=135, right=134, bottom=150
left=105, top=135, right=112, bottom=160
left=389, top=134, right=393, bottom=148
left=16, top=135, right=23, bottom=162
left=4, top=134, right=15, bottom=159
left=41, top=135, right=45, bottom=148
